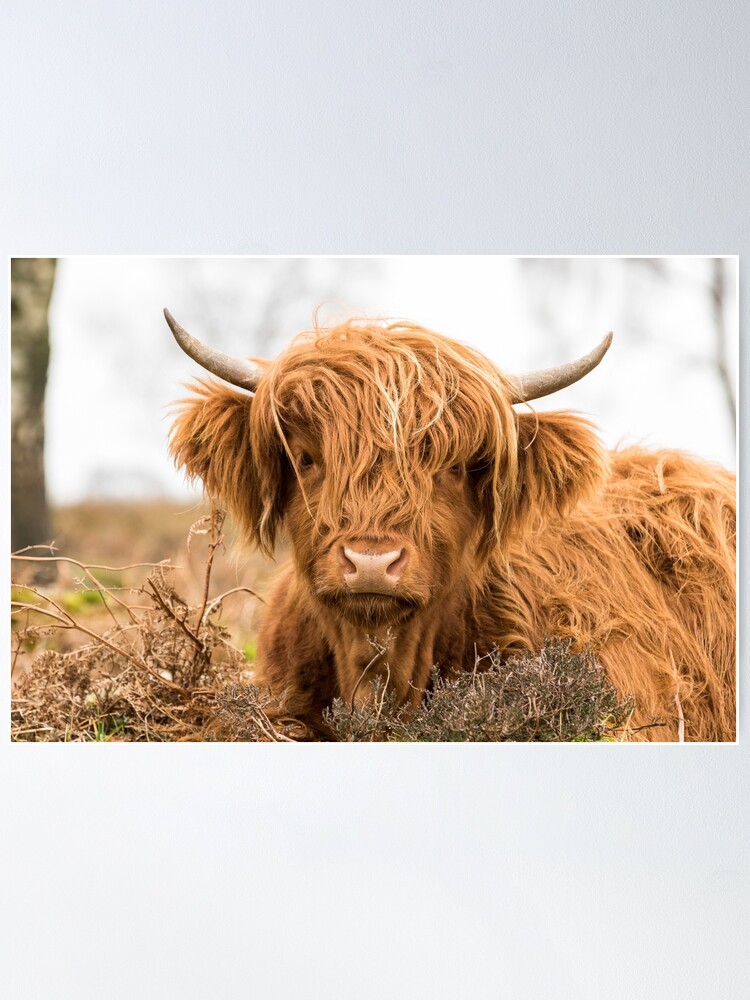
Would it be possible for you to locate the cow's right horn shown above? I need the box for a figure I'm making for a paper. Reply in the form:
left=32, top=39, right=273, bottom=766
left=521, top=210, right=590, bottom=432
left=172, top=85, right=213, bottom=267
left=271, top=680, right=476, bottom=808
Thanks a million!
left=164, top=308, right=266, bottom=392
left=507, top=332, right=613, bottom=403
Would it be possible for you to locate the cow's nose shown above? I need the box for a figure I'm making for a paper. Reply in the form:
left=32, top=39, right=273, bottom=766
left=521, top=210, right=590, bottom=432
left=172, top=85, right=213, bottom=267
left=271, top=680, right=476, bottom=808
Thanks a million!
left=339, top=545, right=407, bottom=594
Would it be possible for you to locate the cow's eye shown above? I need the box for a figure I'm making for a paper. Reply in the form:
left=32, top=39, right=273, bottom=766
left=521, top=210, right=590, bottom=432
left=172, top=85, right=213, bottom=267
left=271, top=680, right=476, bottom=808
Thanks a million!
left=297, top=452, right=315, bottom=470
left=436, top=463, right=464, bottom=485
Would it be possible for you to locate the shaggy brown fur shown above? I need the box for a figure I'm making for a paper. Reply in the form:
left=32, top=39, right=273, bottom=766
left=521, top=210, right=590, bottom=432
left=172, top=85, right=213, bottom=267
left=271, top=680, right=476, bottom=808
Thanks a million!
left=170, top=320, right=736, bottom=741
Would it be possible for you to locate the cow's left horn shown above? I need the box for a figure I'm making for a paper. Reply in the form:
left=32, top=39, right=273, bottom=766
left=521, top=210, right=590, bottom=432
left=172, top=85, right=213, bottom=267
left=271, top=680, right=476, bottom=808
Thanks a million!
left=508, top=332, right=613, bottom=403
left=164, top=308, right=266, bottom=392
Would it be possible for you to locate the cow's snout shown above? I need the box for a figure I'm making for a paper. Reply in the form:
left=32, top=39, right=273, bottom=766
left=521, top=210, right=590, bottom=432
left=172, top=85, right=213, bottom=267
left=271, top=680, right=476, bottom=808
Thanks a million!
left=338, top=543, right=407, bottom=594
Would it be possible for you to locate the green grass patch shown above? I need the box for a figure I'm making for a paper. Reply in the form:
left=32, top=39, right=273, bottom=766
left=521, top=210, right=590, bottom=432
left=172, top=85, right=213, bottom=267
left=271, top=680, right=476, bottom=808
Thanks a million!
left=59, top=588, right=106, bottom=613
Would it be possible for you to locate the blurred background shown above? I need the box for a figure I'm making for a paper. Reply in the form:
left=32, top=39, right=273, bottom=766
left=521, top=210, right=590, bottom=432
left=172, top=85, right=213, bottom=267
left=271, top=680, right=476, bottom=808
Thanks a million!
left=10, top=254, right=737, bottom=591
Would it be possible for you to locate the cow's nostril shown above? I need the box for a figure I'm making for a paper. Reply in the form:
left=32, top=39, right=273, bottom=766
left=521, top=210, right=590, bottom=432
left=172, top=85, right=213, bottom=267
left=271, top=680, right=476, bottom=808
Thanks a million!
left=337, top=547, right=357, bottom=574
left=386, top=548, right=407, bottom=578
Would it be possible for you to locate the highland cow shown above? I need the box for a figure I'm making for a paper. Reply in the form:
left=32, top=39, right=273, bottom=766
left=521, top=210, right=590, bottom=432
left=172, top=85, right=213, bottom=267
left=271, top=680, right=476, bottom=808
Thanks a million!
left=167, top=309, right=736, bottom=741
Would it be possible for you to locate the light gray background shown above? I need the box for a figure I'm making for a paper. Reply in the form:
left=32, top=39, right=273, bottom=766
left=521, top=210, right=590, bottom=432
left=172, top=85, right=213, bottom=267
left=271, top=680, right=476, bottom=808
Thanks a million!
left=2, top=3, right=747, bottom=999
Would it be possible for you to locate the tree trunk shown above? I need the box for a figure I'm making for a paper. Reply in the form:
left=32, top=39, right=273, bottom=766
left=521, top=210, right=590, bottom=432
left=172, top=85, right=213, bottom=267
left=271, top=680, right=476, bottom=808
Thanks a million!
left=11, top=257, right=56, bottom=554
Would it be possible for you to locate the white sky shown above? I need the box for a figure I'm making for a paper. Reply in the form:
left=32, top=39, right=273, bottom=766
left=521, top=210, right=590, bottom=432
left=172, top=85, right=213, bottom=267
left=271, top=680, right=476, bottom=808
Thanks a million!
left=45, top=255, right=737, bottom=504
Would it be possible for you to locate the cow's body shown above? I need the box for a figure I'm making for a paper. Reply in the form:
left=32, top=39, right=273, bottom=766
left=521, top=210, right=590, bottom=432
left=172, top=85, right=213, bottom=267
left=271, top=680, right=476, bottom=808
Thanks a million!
left=169, top=317, right=736, bottom=741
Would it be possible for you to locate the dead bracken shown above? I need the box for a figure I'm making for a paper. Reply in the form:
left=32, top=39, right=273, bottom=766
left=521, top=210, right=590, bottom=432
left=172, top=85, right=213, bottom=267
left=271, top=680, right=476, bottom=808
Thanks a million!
left=11, top=509, right=285, bottom=742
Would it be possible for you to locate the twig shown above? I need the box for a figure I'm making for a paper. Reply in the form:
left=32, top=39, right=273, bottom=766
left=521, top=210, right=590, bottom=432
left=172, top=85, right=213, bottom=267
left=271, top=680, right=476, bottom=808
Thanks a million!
left=145, top=578, right=203, bottom=653
left=12, top=607, right=32, bottom=677
left=206, top=586, right=266, bottom=610
left=197, top=506, right=225, bottom=628
left=350, top=648, right=388, bottom=711
left=621, top=720, right=667, bottom=735
left=13, top=552, right=174, bottom=572
left=374, top=663, right=392, bottom=727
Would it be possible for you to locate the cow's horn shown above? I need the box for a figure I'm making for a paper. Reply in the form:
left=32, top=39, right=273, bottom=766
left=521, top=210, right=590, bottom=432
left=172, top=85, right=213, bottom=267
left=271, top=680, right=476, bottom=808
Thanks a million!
left=164, top=308, right=265, bottom=392
left=508, top=332, right=613, bottom=403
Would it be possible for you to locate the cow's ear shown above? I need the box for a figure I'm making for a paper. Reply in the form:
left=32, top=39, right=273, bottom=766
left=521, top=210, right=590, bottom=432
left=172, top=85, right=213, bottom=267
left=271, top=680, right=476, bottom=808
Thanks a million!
left=169, top=380, right=283, bottom=555
left=513, top=410, right=607, bottom=530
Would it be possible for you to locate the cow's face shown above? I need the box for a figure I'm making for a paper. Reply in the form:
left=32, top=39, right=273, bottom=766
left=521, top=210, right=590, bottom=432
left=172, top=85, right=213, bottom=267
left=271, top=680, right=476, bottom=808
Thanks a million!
left=280, top=431, right=480, bottom=627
